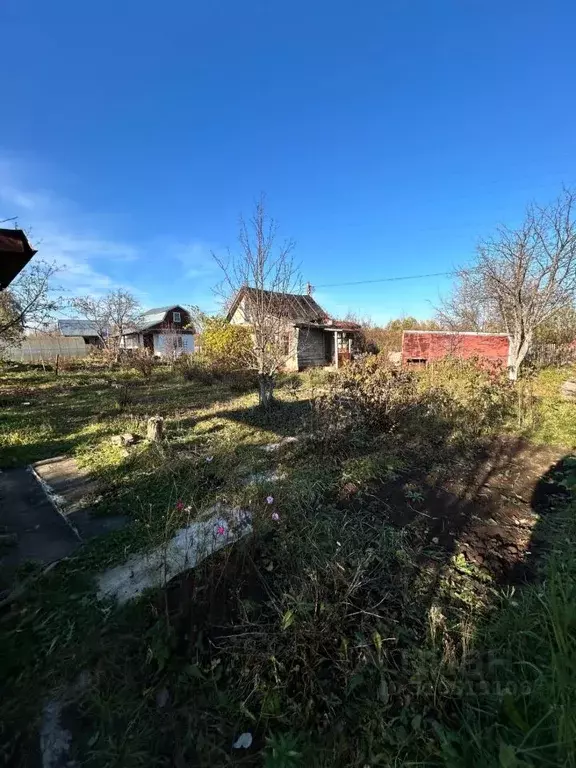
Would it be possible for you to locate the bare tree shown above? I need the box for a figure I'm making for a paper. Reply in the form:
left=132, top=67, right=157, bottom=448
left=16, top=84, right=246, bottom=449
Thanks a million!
left=72, top=289, right=141, bottom=362
left=0, top=260, right=60, bottom=348
left=439, top=188, right=576, bottom=379
left=436, top=276, right=505, bottom=333
left=213, top=195, right=301, bottom=408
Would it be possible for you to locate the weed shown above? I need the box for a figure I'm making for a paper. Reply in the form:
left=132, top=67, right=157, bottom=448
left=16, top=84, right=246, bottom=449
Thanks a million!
left=264, top=732, right=304, bottom=767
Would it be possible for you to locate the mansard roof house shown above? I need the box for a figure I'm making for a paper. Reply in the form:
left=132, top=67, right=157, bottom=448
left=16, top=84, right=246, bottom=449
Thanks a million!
left=226, top=287, right=360, bottom=370
left=120, top=305, right=194, bottom=357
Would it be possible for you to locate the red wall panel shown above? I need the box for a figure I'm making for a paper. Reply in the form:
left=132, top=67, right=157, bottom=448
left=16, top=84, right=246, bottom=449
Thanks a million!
left=402, top=332, right=510, bottom=367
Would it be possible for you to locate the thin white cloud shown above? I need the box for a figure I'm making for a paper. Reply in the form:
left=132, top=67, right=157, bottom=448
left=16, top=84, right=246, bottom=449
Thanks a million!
left=0, top=155, right=140, bottom=297
left=172, top=240, right=220, bottom=280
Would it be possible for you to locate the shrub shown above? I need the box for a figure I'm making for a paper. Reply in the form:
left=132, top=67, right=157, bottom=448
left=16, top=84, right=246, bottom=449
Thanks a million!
left=312, top=356, right=422, bottom=440
left=173, top=354, right=216, bottom=385
left=129, top=349, right=156, bottom=378
left=220, top=369, right=258, bottom=393
left=198, top=317, right=254, bottom=371
left=418, top=357, right=515, bottom=435
left=312, top=355, right=515, bottom=455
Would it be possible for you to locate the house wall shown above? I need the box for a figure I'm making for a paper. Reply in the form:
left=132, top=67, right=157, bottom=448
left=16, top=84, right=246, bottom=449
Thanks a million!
left=154, top=333, right=194, bottom=357
left=402, top=331, right=510, bottom=367
left=121, top=333, right=142, bottom=349
left=229, top=299, right=249, bottom=325
left=297, top=327, right=327, bottom=369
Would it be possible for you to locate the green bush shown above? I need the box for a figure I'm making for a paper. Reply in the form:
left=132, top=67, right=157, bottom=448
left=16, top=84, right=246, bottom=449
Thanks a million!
left=199, top=317, right=254, bottom=371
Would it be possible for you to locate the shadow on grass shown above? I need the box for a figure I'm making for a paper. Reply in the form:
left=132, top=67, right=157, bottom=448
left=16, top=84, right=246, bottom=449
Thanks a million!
left=1, top=370, right=574, bottom=766
left=199, top=398, right=314, bottom=439
left=0, top=371, right=243, bottom=469
left=425, top=454, right=576, bottom=768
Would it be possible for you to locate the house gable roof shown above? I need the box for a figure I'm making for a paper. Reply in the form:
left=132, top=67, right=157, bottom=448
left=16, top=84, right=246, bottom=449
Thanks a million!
left=132, top=305, right=192, bottom=332
left=0, top=228, right=38, bottom=290
left=226, top=287, right=328, bottom=324
left=58, top=319, right=102, bottom=337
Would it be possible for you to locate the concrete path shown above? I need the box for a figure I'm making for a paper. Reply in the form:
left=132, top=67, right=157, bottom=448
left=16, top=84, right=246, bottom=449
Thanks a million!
left=0, top=468, right=80, bottom=569
left=0, top=457, right=128, bottom=575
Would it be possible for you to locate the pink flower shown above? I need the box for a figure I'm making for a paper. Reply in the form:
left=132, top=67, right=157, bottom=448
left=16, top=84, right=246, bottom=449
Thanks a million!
left=216, top=525, right=226, bottom=536
left=271, top=512, right=280, bottom=522
left=266, top=496, right=274, bottom=505
left=176, top=500, right=184, bottom=512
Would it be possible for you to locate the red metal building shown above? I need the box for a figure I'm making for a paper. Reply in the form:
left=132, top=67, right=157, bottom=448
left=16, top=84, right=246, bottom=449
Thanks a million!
left=402, top=330, right=510, bottom=368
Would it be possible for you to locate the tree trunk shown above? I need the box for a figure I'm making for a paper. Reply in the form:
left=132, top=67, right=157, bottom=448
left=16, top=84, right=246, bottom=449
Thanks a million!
left=509, top=331, right=532, bottom=381
left=258, top=373, right=275, bottom=409
left=147, top=416, right=164, bottom=442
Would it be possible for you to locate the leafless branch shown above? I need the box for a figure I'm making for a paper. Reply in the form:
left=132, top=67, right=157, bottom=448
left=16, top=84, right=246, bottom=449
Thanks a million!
left=438, top=188, right=576, bottom=378
left=213, top=194, right=302, bottom=406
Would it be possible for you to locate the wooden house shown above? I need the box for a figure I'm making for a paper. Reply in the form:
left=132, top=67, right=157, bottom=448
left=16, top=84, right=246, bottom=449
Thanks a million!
left=120, top=305, right=194, bottom=357
left=227, top=287, right=360, bottom=370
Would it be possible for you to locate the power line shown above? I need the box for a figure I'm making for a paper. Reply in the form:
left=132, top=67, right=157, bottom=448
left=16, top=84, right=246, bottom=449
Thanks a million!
left=315, top=270, right=459, bottom=289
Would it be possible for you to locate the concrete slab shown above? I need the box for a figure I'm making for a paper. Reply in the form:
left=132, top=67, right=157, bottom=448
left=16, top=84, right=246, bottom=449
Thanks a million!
left=0, top=468, right=80, bottom=570
left=31, top=456, right=128, bottom=541
left=32, top=456, right=99, bottom=514
left=67, top=509, right=129, bottom=539
left=97, top=503, right=252, bottom=604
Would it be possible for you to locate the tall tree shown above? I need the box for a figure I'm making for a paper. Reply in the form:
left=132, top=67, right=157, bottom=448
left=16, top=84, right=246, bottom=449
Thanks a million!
left=440, top=188, right=576, bottom=379
left=72, top=289, right=141, bottom=362
left=213, top=195, right=301, bottom=408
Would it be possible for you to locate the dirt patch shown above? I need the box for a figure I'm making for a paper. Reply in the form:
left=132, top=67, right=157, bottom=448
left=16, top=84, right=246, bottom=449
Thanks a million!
left=343, top=436, right=570, bottom=585
left=163, top=537, right=272, bottom=653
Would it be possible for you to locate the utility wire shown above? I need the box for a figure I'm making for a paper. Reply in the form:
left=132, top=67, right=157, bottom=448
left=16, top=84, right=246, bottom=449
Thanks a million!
left=315, top=270, right=459, bottom=289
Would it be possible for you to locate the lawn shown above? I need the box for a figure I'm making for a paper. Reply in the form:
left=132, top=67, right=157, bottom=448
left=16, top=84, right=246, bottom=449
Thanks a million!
left=0, top=360, right=575, bottom=767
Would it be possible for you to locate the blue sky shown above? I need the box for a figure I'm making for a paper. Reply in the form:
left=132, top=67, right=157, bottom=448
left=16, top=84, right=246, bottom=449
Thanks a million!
left=1, top=0, right=575, bottom=324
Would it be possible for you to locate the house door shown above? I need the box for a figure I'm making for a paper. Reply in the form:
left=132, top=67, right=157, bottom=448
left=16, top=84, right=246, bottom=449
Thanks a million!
left=143, top=334, right=153, bottom=351
left=324, top=333, right=334, bottom=363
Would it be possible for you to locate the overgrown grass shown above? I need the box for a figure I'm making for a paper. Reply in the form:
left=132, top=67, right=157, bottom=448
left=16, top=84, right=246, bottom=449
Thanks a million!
left=525, top=366, right=576, bottom=448
left=0, top=360, right=575, bottom=766
left=439, top=497, right=576, bottom=768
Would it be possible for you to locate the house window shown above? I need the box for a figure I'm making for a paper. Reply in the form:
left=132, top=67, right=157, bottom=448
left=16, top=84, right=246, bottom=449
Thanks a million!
left=172, top=311, right=181, bottom=323
left=282, top=333, right=291, bottom=356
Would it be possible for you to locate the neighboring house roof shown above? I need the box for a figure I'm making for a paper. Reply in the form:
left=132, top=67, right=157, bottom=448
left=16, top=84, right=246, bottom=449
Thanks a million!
left=227, top=287, right=328, bottom=324
left=0, top=228, right=38, bottom=290
left=58, top=319, right=102, bottom=337
left=126, top=305, right=192, bottom=333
